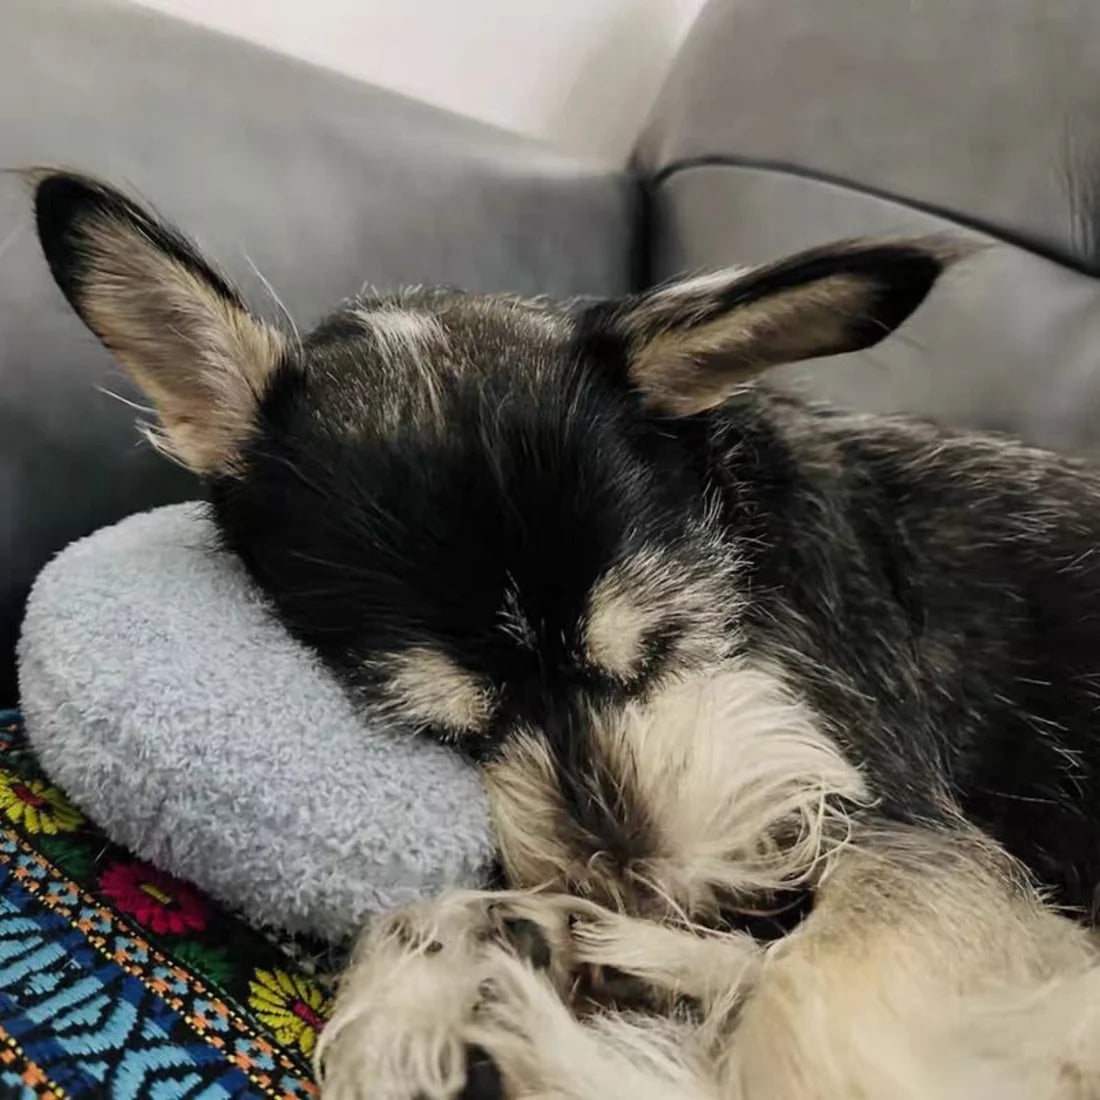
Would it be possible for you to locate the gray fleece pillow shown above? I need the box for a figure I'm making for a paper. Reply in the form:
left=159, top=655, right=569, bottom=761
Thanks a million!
left=17, top=503, right=494, bottom=943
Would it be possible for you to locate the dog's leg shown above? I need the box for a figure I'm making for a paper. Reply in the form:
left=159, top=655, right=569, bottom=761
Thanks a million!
left=459, top=892, right=763, bottom=1015
left=719, top=824, right=1100, bottom=1100
left=468, top=949, right=718, bottom=1100
left=567, top=905, right=762, bottom=1015
left=316, top=889, right=717, bottom=1100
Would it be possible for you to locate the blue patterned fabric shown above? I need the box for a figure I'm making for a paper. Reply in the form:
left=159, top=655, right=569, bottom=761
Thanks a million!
left=0, top=710, right=332, bottom=1099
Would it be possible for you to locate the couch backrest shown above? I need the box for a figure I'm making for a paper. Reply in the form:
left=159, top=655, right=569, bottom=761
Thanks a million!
left=638, top=0, right=1100, bottom=459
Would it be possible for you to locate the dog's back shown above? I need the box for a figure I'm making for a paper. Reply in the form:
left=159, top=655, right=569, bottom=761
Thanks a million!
left=712, top=390, right=1100, bottom=911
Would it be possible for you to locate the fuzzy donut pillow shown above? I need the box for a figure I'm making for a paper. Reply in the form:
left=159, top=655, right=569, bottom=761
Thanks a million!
left=17, top=503, right=494, bottom=942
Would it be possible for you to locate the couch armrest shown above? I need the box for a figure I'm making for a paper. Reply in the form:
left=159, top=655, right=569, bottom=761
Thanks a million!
left=0, top=0, right=636, bottom=702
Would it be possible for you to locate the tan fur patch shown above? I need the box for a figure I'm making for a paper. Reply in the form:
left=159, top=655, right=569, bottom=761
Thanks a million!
left=582, top=542, right=737, bottom=682
left=724, top=828, right=1100, bottom=1100
left=378, top=647, right=496, bottom=737
left=79, top=214, right=283, bottom=474
left=583, top=576, right=660, bottom=680
left=630, top=274, right=876, bottom=415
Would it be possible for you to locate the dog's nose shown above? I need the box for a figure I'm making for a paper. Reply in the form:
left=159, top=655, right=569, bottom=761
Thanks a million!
left=459, top=1045, right=503, bottom=1100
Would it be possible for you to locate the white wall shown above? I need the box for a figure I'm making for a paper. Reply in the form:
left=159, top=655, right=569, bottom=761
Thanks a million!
left=128, top=0, right=706, bottom=163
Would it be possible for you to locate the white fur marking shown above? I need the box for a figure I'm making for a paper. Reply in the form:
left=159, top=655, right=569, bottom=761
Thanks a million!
left=488, top=662, right=870, bottom=910
left=498, top=579, right=537, bottom=650
left=647, top=266, right=751, bottom=304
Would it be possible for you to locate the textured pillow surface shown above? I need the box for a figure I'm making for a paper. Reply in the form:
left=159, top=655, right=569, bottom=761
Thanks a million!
left=17, top=503, right=493, bottom=942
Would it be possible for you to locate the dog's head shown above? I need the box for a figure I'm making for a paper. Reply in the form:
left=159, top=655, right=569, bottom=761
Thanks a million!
left=34, top=172, right=950, bottom=751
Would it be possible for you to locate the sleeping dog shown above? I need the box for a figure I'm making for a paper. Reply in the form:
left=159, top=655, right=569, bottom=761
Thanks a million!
left=32, top=172, right=1100, bottom=1098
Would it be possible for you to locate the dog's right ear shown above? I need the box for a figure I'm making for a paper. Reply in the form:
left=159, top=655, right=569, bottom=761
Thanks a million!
left=590, top=237, right=962, bottom=416
left=34, top=172, right=285, bottom=475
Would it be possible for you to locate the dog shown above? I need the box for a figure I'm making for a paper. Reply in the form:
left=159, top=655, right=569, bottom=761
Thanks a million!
left=31, top=171, right=1100, bottom=1098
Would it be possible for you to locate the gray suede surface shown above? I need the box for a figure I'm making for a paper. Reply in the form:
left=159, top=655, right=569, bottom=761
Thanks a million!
left=17, top=502, right=494, bottom=943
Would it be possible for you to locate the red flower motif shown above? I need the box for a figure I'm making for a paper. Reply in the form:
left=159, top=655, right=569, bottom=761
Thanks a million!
left=98, top=862, right=209, bottom=935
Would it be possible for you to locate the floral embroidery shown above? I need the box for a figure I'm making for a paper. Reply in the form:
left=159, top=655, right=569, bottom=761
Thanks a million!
left=0, top=711, right=322, bottom=1095
left=37, top=835, right=95, bottom=879
left=248, top=969, right=331, bottom=1056
left=0, top=772, right=83, bottom=835
left=169, top=939, right=237, bottom=987
left=98, top=862, right=209, bottom=935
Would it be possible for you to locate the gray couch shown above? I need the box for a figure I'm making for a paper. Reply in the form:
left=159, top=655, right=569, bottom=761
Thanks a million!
left=3, top=0, right=1100, bottom=705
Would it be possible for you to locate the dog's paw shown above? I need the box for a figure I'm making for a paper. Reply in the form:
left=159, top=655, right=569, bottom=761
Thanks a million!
left=568, top=906, right=670, bottom=970
left=315, top=890, right=582, bottom=1099
left=483, top=895, right=724, bottom=1011
left=481, top=894, right=585, bottom=994
left=464, top=950, right=593, bottom=1098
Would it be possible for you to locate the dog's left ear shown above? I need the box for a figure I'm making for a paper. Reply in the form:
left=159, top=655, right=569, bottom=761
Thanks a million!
left=599, top=238, right=962, bottom=416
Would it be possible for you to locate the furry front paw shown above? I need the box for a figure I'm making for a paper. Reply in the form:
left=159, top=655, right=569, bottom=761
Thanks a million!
left=315, top=890, right=580, bottom=1099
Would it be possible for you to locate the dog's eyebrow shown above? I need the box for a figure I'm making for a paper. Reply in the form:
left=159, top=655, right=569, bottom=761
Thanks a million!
left=583, top=566, right=664, bottom=681
left=379, top=646, right=496, bottom=738
left=583, top=546, right=736, bottom=682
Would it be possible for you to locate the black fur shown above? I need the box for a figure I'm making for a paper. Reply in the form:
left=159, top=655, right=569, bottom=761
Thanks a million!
left=213, top=294, right=707, bottom=750
left=34, top=172, right=244, bottom=324
left=214, top=301, right=1100, bottom=911
left=31, top=172, right=1100, bottom=920
left=713, top=395, right=1100, bottom=907
left=460, top=1045, right=503, bottom=1100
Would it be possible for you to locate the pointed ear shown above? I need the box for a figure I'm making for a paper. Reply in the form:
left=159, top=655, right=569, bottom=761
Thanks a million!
left=34, top=172, right=285, bottom=474
left=601, top=238, right=964, bottom=416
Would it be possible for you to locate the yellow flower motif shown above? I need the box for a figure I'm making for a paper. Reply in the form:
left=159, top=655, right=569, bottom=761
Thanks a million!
left=248, top=968, right=331, bottom=1056
left=0, top=772, right=83, bottom=835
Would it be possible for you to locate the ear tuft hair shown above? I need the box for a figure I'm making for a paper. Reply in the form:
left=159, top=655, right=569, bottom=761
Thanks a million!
left=598, top=236, right=970, bottom=416
left=33, top=170, right=285, bottom=475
